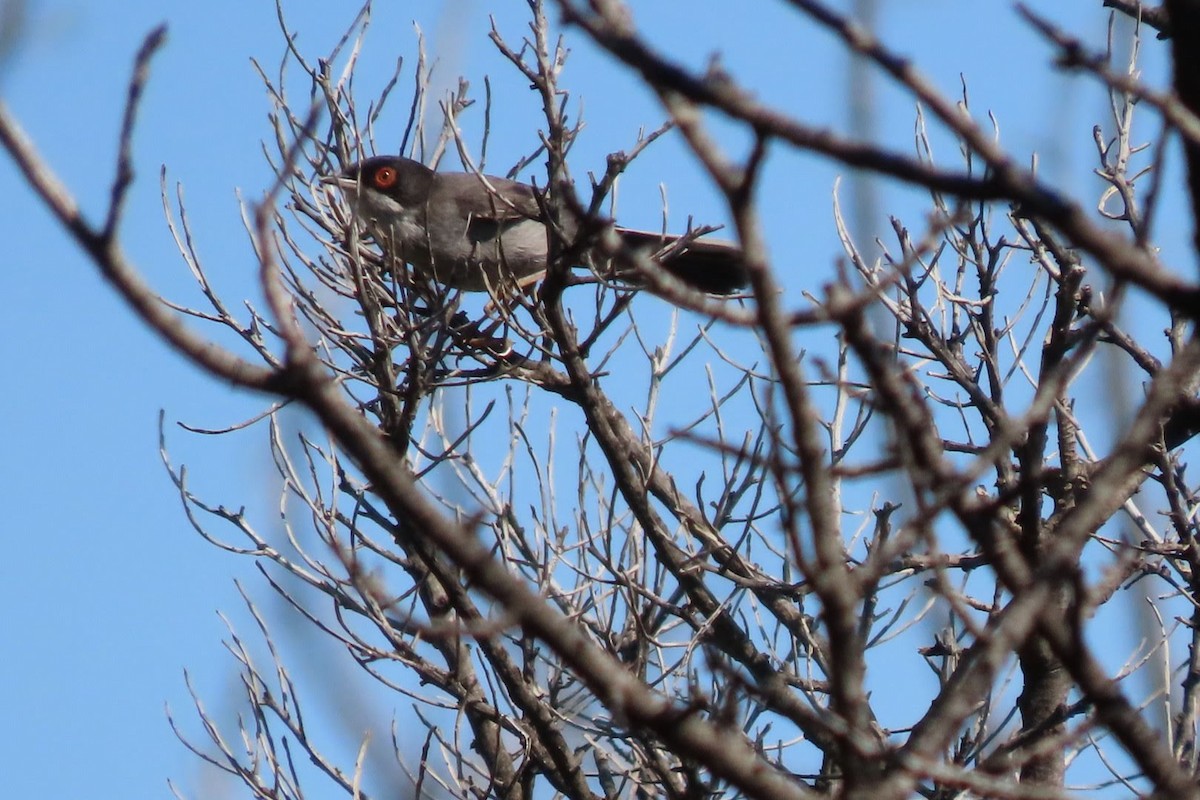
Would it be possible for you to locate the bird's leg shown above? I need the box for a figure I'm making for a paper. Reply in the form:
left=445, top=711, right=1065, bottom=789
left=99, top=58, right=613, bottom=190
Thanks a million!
left=464, top=273, right=551, bottom=355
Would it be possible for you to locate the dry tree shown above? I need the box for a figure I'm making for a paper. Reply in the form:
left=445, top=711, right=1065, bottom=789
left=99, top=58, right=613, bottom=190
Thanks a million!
left=6, top=1, right=1200, bottom=798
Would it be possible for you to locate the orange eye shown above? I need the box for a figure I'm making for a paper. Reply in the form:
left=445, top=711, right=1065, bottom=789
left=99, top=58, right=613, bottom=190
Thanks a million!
left=373, top=166, right=398, bottom=189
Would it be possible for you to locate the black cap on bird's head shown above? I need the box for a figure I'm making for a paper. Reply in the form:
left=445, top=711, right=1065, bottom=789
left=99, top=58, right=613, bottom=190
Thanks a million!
left=321, top=156, right=435, bottom=208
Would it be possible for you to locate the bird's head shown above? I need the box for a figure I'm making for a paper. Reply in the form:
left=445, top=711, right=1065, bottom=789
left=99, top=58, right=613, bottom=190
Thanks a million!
left=321, top=156, right=434, bottom=220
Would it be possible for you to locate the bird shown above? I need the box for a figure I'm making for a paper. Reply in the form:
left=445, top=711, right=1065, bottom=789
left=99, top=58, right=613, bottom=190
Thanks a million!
left=321, top=155, right=747, bottom=296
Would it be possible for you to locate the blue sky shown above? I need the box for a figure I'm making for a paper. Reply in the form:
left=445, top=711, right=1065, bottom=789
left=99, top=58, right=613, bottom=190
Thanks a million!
left=1, top=2, right=1181, bottom=797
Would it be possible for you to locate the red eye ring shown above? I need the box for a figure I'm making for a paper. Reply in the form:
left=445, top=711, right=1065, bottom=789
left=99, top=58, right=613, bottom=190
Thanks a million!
left=372, top=166, right=398, bottom=189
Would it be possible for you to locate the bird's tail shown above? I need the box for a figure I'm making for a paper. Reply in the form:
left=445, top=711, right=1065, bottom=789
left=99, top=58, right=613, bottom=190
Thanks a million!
left=615, top=228, right=748, bottom=295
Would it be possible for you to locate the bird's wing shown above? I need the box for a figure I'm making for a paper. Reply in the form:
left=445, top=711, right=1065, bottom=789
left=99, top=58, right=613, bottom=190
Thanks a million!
left=436, top=173, right=544, bottom=225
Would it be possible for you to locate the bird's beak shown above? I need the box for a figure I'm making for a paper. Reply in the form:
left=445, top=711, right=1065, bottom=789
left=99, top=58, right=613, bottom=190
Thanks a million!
left=319, top=174, right=354, bottom=188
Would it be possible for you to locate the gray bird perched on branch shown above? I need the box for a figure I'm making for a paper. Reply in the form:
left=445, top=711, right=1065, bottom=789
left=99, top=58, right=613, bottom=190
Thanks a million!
left=322, top=156, right=748, bottom=296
